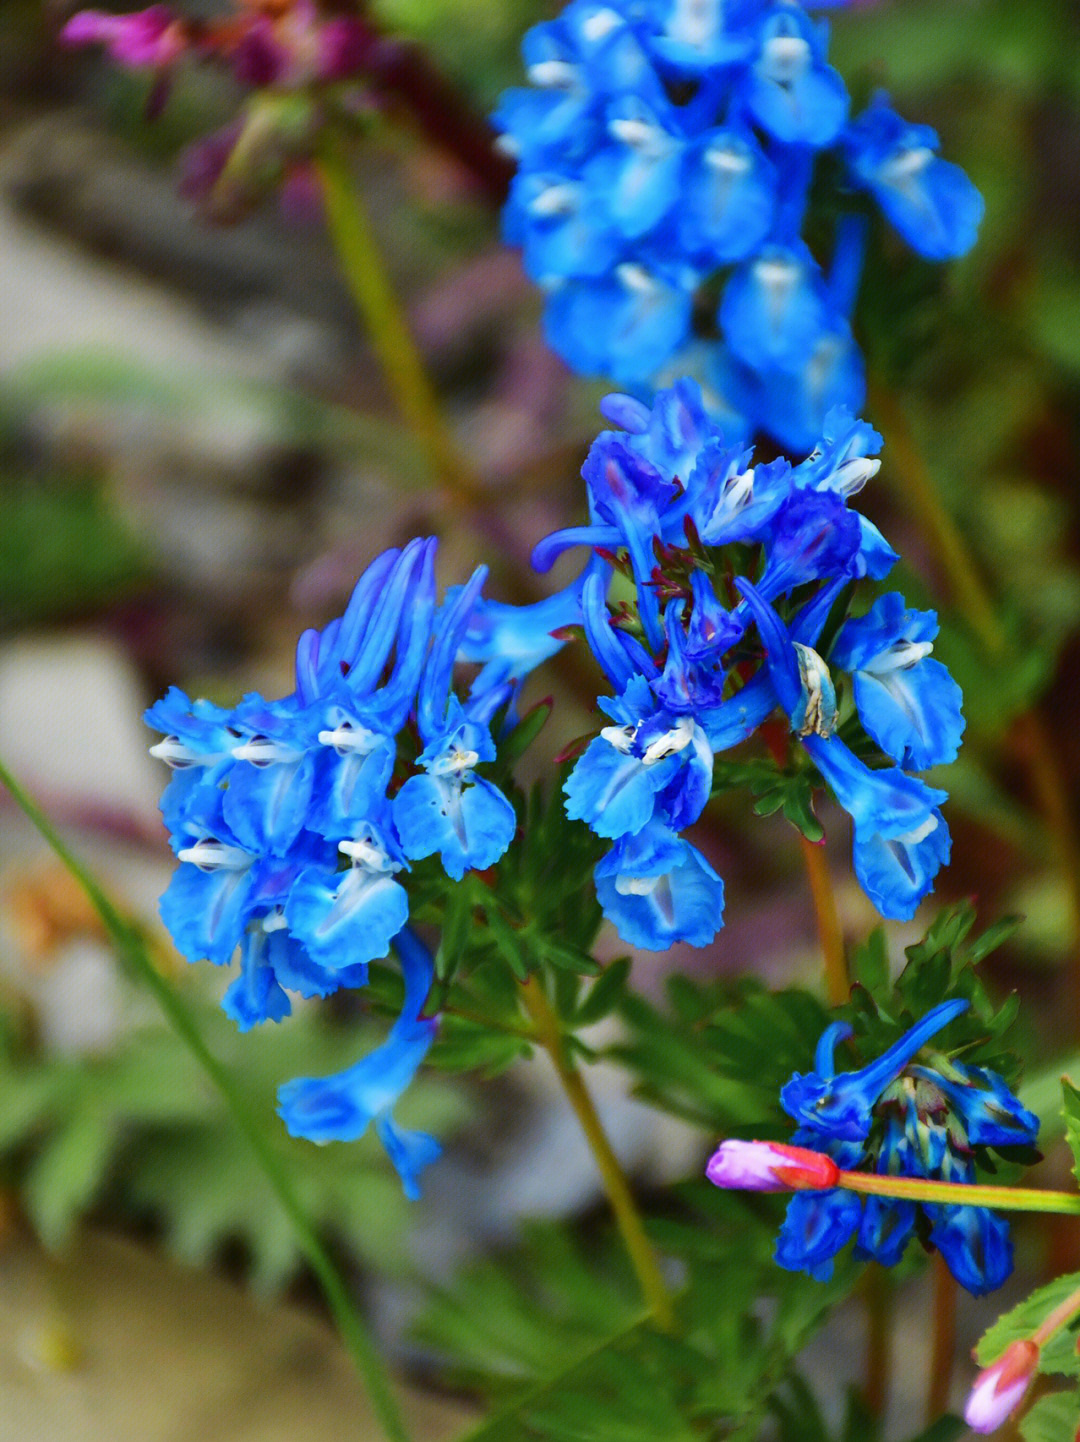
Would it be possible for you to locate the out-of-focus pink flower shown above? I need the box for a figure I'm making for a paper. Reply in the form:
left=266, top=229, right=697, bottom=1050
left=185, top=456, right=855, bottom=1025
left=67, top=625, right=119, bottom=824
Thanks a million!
left=706, top=1139, right=841, bottom=1192
left=61, top=6, right=188, bottom=69
left=964, top=1340, right=1039, bottom=1434
left=317, top=16, right=372, bottom=82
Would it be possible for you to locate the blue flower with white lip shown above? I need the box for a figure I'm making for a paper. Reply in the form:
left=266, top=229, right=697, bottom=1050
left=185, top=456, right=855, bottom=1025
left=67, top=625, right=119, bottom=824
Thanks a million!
left=845, top=93, right=985, bottom=262
left=739, top=3, right=848, bottom=148
left=278, top=928, right=441, bottom=1198
left=545, top=261, right=696, bottom=386
left=392, top=570, right=517, bottom=881
left=737, top=578, right=954, bottom=920
left=677, top=126, right=776, bottom=265
left=286, top=817, right=411, bottom=970
left=593, top=819, right=725, bottom=950
left=832, top=593, right=965, bottom=771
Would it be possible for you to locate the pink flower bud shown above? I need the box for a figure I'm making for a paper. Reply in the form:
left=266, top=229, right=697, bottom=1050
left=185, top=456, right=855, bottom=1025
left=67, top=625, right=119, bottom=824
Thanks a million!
left=61, top=6, right=186, bottom=70
left=964, top=1340, right=1039, bottom=1434
left=705, top=1139, right=840, bottom=1192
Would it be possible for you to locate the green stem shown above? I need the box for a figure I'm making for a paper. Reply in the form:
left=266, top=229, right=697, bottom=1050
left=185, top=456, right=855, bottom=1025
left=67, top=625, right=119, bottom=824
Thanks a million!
left=517, top=978, right=677, bottom=1332
left=316, top=132, right=483, bottom=508
left=837, top=1170, right=1080, bottom=1215
left=0, top=756, right=413, bottom=1442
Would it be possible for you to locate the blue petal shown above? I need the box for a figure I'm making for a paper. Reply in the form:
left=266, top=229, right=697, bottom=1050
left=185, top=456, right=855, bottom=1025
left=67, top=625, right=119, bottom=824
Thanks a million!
left=375, top=1115, right=442, bottom=1201
left=774, top=1189, right=862, bottom=1280
left=594, top=828, right=724, bottom=950
left=159, top=862, right=255, bottom=966
left=852, top=807, right=951, bottom=922
left=224, top=752, right=316, bottom=856
left=720, top=245, right=830, bottom=373
left=564, top=735, right=674, bottom=839
left=393, top=772, right=516, bottom=881
left=285, top=863, right=409, bottom=968
left=854, top=1195, right=916, bottom=1269
left=926, top=1205, right=1013, bottom=1296
left=221, top=929, right=292, bottom=1031
left=677, top=127, right=775, bottom=265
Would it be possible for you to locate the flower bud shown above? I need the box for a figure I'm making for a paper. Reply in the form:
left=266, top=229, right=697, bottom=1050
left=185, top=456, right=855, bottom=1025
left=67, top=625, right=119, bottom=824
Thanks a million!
left=963, top=1340, right=1039, bottom=1434
left=706, top=1139, right=840, bottom=1192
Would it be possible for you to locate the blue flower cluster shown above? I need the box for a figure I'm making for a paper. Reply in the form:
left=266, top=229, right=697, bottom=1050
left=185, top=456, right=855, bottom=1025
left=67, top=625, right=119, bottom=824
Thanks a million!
left=774, top=1000, right=1039, bottom=1294
left=538, top=380, right=964, bottom=950
left=145, top=538, right=555, bottom=1194
left=495, top=0, right=983, bottom=450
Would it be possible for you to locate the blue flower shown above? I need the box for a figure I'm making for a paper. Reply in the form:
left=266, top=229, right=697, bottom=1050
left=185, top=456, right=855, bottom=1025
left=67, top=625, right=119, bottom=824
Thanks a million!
left=739, top=4, right=848, bottom=148
left=278, top=928, right=441, bottom=1198
left=496, top=1, right=982, bottom=449
left=737, top=577, right=955, bottom=920
left=779, top=1000, right=968, bottom=1142
left=593, top=820, right=725, bottom=950
left=393, top=570, right=517, bottom=880
left=845, top=94, right=984, bottom=261
left=765, top=1006, right=1034, bottom=1293
left=831, top=593, right=965, bottom=771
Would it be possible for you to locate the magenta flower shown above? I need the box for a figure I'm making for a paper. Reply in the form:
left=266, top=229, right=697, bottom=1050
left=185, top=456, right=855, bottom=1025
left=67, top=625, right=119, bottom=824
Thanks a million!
left=964, top=1341, right=1038, bottom=1434
left=60, top=6, right=187, bottom=69
left=706, top=1139, right=841, bottom=1192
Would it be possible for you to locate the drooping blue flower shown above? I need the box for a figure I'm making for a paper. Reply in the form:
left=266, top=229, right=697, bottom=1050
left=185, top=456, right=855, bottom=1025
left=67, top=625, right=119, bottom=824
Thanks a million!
left=844, top=94, right=985, bottom=261
left=278, top=927, right=441, bottom=1198
left=593, top=819, right=725, bottom=950
left=831, top=592, right=965, bottom=771
left=762, top=1006, right=1036, bottom=1293
left=496, top=0, right=982, bottom=450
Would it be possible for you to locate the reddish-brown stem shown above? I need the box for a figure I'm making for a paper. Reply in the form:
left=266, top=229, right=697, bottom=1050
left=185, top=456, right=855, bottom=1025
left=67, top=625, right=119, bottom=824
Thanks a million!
left=926, top=1254, right=956, bottom=1424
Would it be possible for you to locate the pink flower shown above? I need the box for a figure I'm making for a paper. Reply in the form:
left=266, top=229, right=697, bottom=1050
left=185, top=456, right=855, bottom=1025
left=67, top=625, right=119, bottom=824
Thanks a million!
left=60, top=6, right=187, bottom=69
left=964, top=1340, right=1039, bottom=1434
left=705, top=1139, right=841, bottom=1192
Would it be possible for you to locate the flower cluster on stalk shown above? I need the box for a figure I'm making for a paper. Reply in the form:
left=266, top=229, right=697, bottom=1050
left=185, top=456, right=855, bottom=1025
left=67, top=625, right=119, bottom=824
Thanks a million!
left=144, top=538, right=566, bottom=1193
left=62, top=1, right=377, bottom=219
left=540, top=379, right=964, bottom=951
left=495, top=0, right=983, bottom=449
left=709, top=1000, right=1041, bottom=1294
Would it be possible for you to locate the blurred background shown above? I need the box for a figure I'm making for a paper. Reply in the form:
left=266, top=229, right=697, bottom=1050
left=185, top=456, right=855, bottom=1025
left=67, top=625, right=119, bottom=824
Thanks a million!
left=0, top=1, right=1079, bottom=1438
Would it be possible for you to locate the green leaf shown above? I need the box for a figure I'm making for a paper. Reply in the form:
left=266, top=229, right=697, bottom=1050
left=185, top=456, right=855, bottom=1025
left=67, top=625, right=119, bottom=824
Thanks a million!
left=23, top=1111, right=116, bottom=1249
left=1020, top=1390, right=1080, bottom=1442
left=976, top=1271, right=1080, bottom=1376
left=495, top=699, right=553, bottom=769
left=575, top=958, right=633, bottom=1026
left=851, top=927, right=890, bottom=997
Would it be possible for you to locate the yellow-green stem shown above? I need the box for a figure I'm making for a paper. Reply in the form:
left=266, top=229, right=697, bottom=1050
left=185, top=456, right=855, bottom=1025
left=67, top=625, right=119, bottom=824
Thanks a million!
left=316, top=133, right=483, bottom=508
left=1031, top=1280, right=1080, bottom=1347
left=837, top=1170, right=1080, bottom=1215
left=0, top=757, right=412, bottom=1442
left=799, top=834, right=848, bottom=1007
left=517, top=977, right=677, bottom=1332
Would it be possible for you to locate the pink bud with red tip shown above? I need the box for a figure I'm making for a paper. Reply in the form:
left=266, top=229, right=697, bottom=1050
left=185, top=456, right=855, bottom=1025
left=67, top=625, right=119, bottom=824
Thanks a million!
left=964, top=1340, right=1039, bottom=1434
left=706, top=1139, right=841, bottom=1192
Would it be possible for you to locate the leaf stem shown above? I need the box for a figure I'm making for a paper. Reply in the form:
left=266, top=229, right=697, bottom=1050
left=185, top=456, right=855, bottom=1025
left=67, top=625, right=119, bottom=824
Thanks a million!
left=516, top=977, right=677, bottom=1332
left=316, top=132, right=483, bottom=509
left=799, top=834, right=849, bottom=1007
left=837, top=1169, right=1080, bottom=1215
left=0, top=755, right=413, bottom=1442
